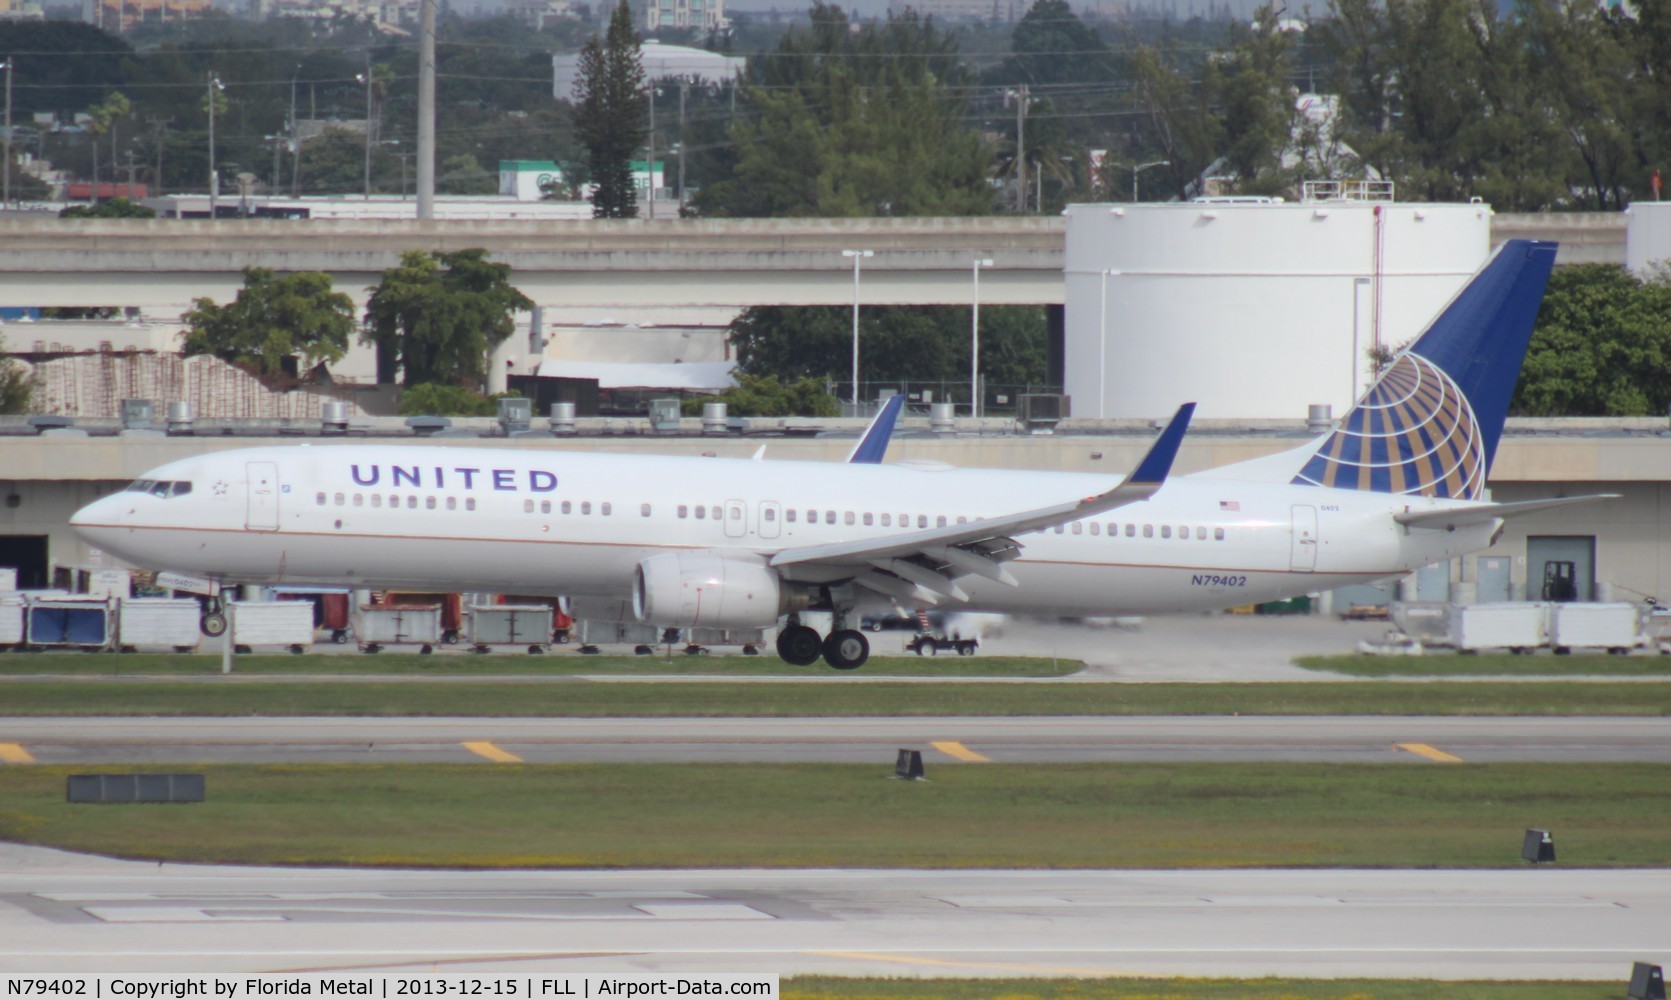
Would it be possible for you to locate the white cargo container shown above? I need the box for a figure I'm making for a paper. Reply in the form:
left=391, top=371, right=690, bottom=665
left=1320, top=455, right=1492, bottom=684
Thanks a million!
left=687, top=627, right=770, bottom=654
left=353, top=605, right=442, bottom=651
left=117, top=598, right=202, bottom=652
left=1456, top=603, right=1549, bottom=652
left=1550, top=603, right=1642, bottom=654
left=0, top=596, right=23, bottom=649
left=229, top=601, right=315, bottom=652
left=1390, top=602, right=1455, bottom=648
left=469, top=605, right=553, bottom=653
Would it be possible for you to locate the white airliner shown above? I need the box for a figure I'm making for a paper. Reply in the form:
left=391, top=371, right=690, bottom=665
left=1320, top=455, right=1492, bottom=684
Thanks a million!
left=71, top=239, right=1608, bottom=669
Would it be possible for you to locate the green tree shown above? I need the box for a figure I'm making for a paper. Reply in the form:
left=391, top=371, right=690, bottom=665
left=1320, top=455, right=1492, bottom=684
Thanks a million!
left=728, top=304, right=1046, bottom=403
left=0, top=335, right=36, bottom=415
left=180, top=267, right=355, bottom=380
left=398, top=383, right=500, bottom=416
left=1002, top=0, right=1111, bottom=86
left=60, top=197, right=156, bottom=219
left=697, top=5, right=992, bottom=218
left=1513, top=264, right=1671, bottom=416
left=572, top=0, right=646, bottom=219
left=362, top=249, right=534, bottom=387
left=438, top=153, right=496, bottom=195
left=85, top=91, right=132, bottom=195
left=683, top=373, right=840, bottom=418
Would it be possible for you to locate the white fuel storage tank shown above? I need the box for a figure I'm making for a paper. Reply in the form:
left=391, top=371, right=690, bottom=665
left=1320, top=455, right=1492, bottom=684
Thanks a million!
left=1063, top=200, right=1493, bottom=420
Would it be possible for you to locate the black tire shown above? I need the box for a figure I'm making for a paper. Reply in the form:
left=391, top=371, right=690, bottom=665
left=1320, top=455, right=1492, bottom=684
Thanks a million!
left=776, top=624, right=822, bottom=666
left=332, top=629, right=349, bottom=645
left=200, top=612, right=228, bottom=638
left=442, top=630, right=460, bottom=645
left=633, top=645, right=653, bottom=656
left=288, top=644, right=304, bottom=656
left=958, top=643, right=976, bottom=656
left=419, top=644, right=433, bottom=655
left=823, top=629, right=869, bottom=670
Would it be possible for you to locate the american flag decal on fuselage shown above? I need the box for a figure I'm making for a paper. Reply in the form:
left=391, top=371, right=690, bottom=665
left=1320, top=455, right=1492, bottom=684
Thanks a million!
left=1291, top=352, right=1485, bottom=501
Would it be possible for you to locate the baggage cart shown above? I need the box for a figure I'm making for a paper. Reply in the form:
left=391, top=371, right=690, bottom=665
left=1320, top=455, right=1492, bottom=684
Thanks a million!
left=228, top=601, right=315, bottom=654
left=1456, top=603, right=1548, bottom=653
left=353, top=603, right=443, bottom=653
left=25, top=596, right=114, bottom=651
left=469, top=604, right=554, bottom=653
left=117, top=598, right=202, bottom=652
left=1549, top=602, right=1642, bottom=655
left=1390, top=602, right=1456, bottom=648
left=0, top=595, right=23, bottom=650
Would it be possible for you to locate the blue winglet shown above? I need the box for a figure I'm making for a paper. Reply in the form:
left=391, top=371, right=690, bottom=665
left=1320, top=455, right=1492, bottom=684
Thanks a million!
left=847, top=393, right=906, bottom=464
left=1129, top=403, right=1196, bottom=485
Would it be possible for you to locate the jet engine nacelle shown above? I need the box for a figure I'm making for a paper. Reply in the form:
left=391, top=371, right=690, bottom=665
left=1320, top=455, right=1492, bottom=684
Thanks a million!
left=633, top=551, right=796, bottom=629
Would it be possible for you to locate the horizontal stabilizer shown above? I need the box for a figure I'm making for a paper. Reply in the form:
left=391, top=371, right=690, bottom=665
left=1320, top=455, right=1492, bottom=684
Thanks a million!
left=1395, top=494, right=1620, bottom=530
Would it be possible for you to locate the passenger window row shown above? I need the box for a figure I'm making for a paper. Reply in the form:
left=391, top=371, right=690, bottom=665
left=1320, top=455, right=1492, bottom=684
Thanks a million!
left=1049, top=521, right=1227, bottom=541
left=317, top=492, right=476, bottom=512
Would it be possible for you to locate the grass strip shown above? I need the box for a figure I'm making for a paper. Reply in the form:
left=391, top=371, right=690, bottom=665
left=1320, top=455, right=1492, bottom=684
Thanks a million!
left=1, top=763, right=1666, bottom=869
left=0, top=652, right=1078, bottom=678
left=1299, top=653, right=1671, bottom=677
left=781, top=978, right=1616, bottom=999
left=0, top=680, right=1664, bottom=716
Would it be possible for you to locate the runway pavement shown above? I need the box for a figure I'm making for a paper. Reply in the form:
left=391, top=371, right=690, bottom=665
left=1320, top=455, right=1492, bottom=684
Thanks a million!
left=0, top=843, right=1666, bottom=980
left=3, top=716, right=1669, bottom=764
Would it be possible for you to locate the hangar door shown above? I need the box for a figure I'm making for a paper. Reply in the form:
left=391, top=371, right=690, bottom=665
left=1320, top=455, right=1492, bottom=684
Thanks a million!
left=1527, top=536, right=1595, bottom=603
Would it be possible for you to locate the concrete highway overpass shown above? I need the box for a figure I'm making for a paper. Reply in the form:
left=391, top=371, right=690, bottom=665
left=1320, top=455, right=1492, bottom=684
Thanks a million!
left=0, top=211, right=1624, bottom=312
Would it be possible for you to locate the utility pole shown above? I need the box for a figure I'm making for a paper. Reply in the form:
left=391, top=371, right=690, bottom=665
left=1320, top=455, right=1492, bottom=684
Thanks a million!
left=416, top=0, right=435, bottom=219
left=124, top=150, right=137, bottom=199
left=2, top=58, right=12, bottom=209
left=1006, top=85, right=1030, bottom=213
left=646, top=84, right=657, bottom=219
left=356, top=60, right=373, bottom=201
left=206, top=73, right=224, bottom=218
left=147, top=116, right=170, bottom=197
left=289, top=66, right=300, bottom=198
left=676, top=79, right=688, bottom=212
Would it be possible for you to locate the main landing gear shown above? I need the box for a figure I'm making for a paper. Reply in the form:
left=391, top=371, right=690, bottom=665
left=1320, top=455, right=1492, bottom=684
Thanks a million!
left=775, top=616, right=870, bottom=670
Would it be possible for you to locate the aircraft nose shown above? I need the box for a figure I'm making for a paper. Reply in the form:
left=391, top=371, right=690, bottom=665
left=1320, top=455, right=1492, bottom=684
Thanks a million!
left=69, top=493, right=126, bottom=541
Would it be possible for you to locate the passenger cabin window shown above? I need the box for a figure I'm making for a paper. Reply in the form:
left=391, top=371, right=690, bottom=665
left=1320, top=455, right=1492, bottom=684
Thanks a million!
left=764, top=507, right=777, bottom=522
left=712, top=506, right=722, bottom=521
left=602, top=502, right=613, bottom=516
left=786, top=510, right=797, bottom=523
left=844, top=512, right=855, bottom=526
left=562, top=501, right=573, bottom=515
left=1196, top=526, right=1207, bottom=540
left=446, top=497, right=456, bottom=511
left=316, top=492, right=326, bottom=506
left=1090, top=523, right=1100, bottom=536
left=1072, top=523, right=1083, bottom=535
left=523, top=500, right=535, bottom=513
left=1215, top=527, right=1226, bottom=541
left=426, top=497, right=436, bottom=510
left=1143, top=524, right=1154, bottom=538
left=730, top=507, right=741, bottom=521
left=862, top=513, right=873, bottom=526
left=581, top=501, right=592, bottom=515
left=678, top=505, right=688, bottom=519
left=388, top=494, right=397, bottom=508
left=465, top=498, right=476, bottom=511
left=335, top=493, right=345, bottom=506
left=825, top=511, right=836, bottom=525
left=695, top=506, right=706, bottom=520
left=541, top=500, right=551, bottom=514
left=918, top=515, right=928, bottom=529
left=641, top=503, right=652, bottom=517
left=1127, top=524, right=1137, bottom=538
left=371, top=495, right=382, bottom=509
left=937, top=516, right=948, bottom=528
left=1161, top=525, right=1171, bottom=539
left=1053, top=525, right=1064, bottom=535
left=881, top=513, right=892, bottom=527
left=354, top=494, right=364, bottom=507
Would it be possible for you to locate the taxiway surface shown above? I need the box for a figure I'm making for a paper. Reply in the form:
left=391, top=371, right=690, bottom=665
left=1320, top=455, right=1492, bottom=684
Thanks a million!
left=3, top=715, right=1668, bottom=764
left=0, top=844, right=1666, bottom=980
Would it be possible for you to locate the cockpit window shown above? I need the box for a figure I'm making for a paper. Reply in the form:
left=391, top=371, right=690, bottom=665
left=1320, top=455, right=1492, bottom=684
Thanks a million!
left=126, top=479, right=192, bottom=498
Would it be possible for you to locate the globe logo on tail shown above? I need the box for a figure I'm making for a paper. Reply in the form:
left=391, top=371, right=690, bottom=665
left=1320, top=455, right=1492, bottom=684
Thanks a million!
left=1292, top=353, right=1485, bottom=500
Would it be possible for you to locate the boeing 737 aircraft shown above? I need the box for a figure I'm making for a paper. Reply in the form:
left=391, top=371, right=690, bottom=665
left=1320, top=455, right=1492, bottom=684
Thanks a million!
left=72, top=239, right=1608, bottom=669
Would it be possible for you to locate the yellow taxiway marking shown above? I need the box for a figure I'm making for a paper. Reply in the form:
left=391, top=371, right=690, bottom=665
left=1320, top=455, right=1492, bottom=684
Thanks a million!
left=930, top=741, right=991, bottom=763
left=462, top=741, right=523, bottom=763
left=1397, top=742, right=1464, bottom=763
left=0, top=744, right=36, bottom=764
left=810, top=950, right=1112, bottom=976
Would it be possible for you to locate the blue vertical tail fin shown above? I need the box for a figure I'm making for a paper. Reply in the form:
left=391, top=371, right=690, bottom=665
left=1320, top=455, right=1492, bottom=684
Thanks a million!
left=847, top=393, right=905, bottom=464
left=1291, top=239, right=1558, bottom=501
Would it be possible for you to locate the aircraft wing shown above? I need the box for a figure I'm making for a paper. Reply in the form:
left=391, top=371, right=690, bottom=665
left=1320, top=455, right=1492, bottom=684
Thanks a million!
left=771, top=404, right=1195, bottom=604
left=1394, top=494, right=1620, bottom=530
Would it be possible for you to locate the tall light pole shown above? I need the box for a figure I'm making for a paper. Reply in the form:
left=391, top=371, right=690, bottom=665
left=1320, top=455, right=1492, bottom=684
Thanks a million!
left=356, top=68, right=373, bottom=201
left=416, top=0, right=436, bottom=219
left=646, top=84, right=657, bottom=219
left=970, top=258, right=993, bottom=418
left=206, top=72, right=224, bottom=218
left=1, top=58, right=12, bottom=209
left=841, top=249, right=873, bottom=408
left=1005, top=86, right=1031, bottom=213
left=1132, top=159, right=1169, bottom=202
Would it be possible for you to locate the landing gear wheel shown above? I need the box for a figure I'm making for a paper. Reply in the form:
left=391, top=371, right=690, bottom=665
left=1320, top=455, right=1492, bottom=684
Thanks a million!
left=822, top=629, right=869, bottom=670
left=200, top=612, right=228, bottom=638
left=776, top=624, right=822, bottom=666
